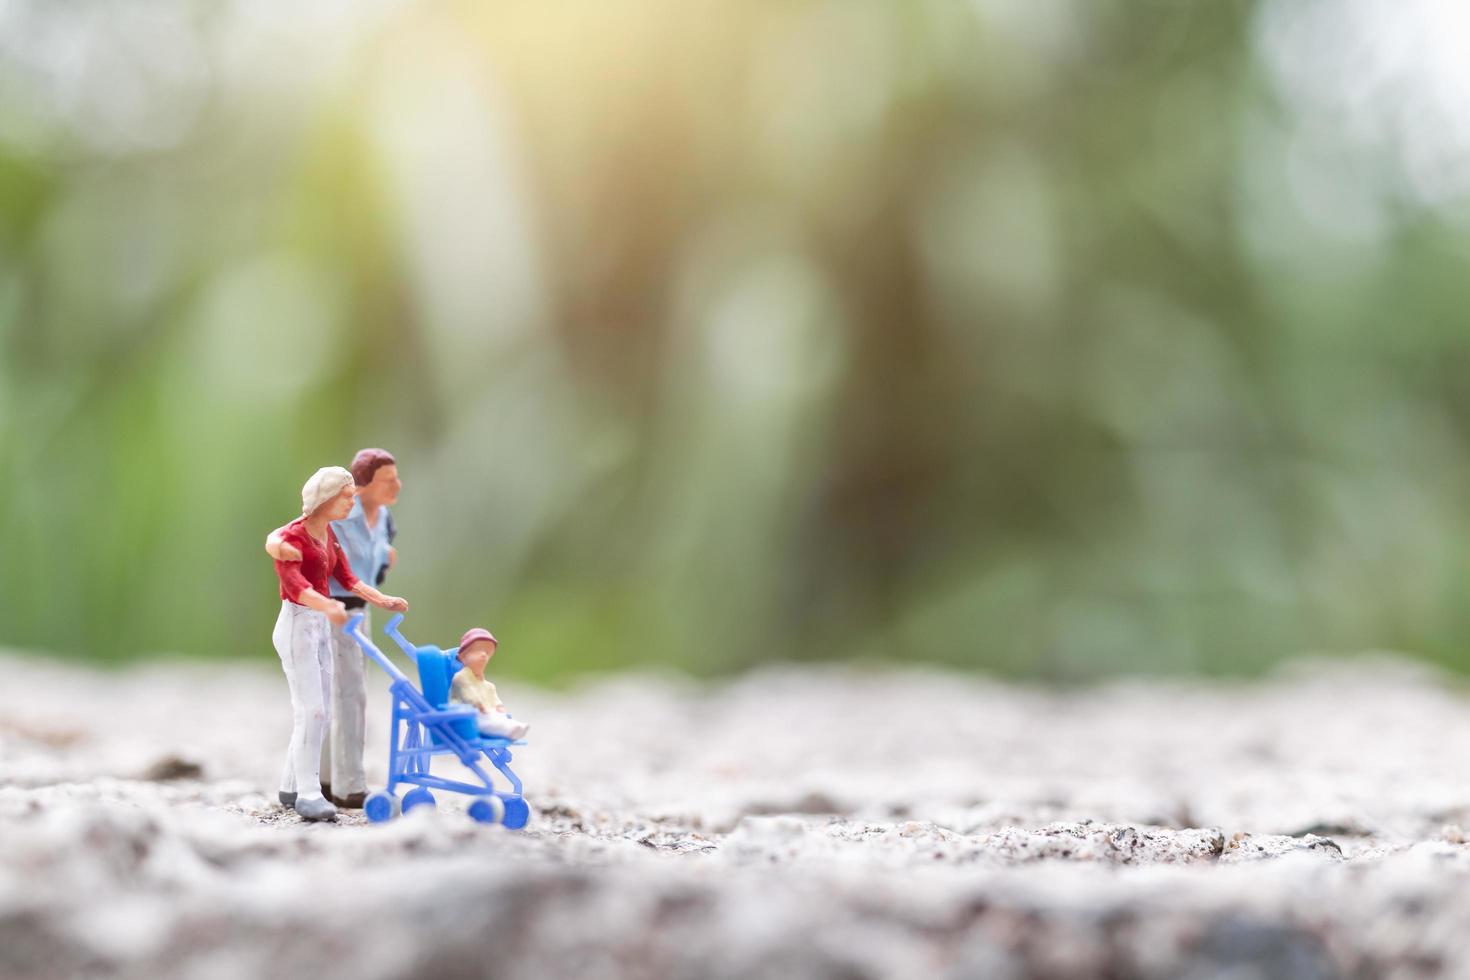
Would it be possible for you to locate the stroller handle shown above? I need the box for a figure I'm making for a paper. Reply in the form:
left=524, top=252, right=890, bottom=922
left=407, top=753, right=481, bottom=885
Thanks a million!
left=344, top=612, right=410, bottom=684
left=383, top=612, right=419, bottom=659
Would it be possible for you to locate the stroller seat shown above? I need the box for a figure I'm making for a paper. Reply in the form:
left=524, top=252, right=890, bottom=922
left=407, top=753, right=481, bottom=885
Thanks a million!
left=414, top=646, right=516, bottom=747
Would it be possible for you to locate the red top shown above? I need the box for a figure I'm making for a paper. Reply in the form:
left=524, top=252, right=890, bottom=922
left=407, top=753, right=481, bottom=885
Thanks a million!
left=274, top=519, right=361, bottom=604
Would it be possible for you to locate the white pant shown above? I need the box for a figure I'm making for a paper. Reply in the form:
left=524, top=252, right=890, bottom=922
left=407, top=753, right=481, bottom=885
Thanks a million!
left=273, top=601, right=332, bottom=802
left=320, top=606, right=368, bottom=796
left=476, top=711, right=527, bottom=739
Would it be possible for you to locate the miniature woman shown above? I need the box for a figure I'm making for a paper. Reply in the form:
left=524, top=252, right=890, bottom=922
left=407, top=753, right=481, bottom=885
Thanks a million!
left=272, top=466, right=408, bottom=821
left=267, top=448, right=400, bottom=809
left=449, top=628, right=530, bottom=739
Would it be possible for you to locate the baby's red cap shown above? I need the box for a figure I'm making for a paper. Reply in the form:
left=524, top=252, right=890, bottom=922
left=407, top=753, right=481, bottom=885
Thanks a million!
left=457, top=628, right=498, bottom=656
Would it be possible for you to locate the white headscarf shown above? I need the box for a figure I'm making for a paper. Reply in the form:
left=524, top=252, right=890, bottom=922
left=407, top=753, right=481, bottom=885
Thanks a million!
left=301, top=466, right=354, bottom=516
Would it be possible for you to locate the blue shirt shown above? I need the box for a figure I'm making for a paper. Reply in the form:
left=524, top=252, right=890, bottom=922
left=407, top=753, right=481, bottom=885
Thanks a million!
left=328, top=497, right=393, bottom=597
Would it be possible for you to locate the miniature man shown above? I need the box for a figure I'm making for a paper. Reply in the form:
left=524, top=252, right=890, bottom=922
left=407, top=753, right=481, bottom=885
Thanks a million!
left=271, top=466, right=409, bottom=822
left=449, top=628, right=530, bottom=740
left=266, top=448, right=400, bottom=809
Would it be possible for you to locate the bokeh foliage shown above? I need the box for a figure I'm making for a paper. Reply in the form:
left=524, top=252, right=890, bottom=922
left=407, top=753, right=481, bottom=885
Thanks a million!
left=3, top=0, right=1470, bottom=680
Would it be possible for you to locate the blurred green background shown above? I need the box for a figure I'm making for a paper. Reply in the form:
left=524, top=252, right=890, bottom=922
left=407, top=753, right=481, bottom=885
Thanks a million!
left=4, top=0, right=1470, bottom=681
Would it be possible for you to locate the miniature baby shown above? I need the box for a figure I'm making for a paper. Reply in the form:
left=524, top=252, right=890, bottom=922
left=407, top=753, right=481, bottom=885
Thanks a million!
left=449, top=628, right=530, bottom=740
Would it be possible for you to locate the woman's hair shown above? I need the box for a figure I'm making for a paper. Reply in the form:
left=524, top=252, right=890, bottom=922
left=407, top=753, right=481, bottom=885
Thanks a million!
left=350, top=448, right=396, bottom=487
left=301, top=466, right=354, bottom=516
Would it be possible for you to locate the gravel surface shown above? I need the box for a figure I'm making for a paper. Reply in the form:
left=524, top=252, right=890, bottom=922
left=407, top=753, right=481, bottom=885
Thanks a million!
left=4, top=651, right=1470, bottom=979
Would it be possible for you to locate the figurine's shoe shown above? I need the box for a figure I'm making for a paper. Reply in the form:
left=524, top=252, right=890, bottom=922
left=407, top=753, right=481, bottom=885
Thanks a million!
left=328, top=791, right=367, bottom=810
left=278, top=791, right=298, bottom=807
left=509, top=721, right=530, bottom=739
left=294, top=796, right=338, bottom=822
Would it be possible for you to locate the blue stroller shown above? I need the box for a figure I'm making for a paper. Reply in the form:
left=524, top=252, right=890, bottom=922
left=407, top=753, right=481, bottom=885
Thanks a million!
left=345, top=612, right=530, bottom=828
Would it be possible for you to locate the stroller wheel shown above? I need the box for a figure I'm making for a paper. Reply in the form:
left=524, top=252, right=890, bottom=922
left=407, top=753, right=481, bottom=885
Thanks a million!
left=467, top=796, right=506, bottom=825
left=364, top=791, right=399, bottom=823
left=402, top=788, right=436, bottom=814
left=501, top=795, right=530, bottom=830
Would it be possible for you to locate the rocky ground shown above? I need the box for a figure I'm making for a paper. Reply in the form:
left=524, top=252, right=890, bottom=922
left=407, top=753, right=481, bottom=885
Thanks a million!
left=5, top=650, right=1470, bottom=979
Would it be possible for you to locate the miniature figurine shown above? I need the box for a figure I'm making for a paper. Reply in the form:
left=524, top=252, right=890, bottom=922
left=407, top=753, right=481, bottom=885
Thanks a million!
left=348, top=614, right=532, bottom=828
left=266, top=448, right=400, bottom=810
left=449, top=628, right=530, bottom=739
left=271, top=465, right=409, bottom=822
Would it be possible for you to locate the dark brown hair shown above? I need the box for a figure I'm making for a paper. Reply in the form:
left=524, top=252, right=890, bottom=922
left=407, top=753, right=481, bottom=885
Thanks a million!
left=350, top=448, right=397, bottom=487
